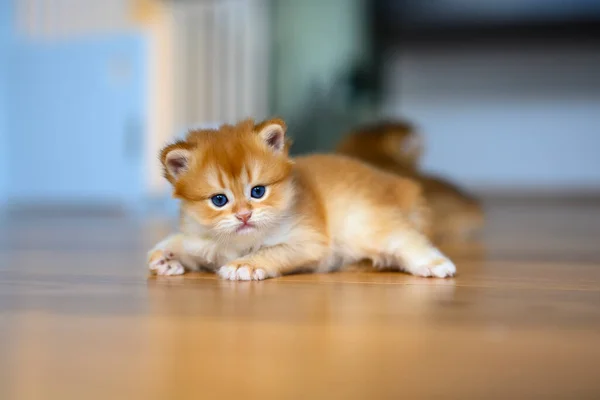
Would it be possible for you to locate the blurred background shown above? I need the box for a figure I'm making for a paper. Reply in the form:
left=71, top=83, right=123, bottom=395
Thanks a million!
left=0, top=0, right=599, bottom=214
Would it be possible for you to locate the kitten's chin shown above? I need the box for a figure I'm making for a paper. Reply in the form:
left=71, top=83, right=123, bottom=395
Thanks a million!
left=235, top=224, right=257, bottom=235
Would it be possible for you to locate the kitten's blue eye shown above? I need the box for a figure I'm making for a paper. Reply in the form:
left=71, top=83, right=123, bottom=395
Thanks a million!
left=251, top=185, right=266, bottom=199
left=211, top=194, right=228, bottom=207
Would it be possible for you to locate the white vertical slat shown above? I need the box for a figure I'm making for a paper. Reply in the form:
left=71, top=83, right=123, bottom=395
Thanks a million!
left=81, top=0, right=96, bottom=36
left=185, top=10, right=197, bottom=123
left=44, top=0, right=56, bottom=39
left=31, top=0, right=40, bottom=38
left=242, top=0, right=255, bottom=118
left=249, top=0, right=260, bottom=118
left=195, top=4, right=211, bottom=125
left=16, top=0, right=29, bottom=37
left=115, top=0, right=129, bottom=33
left=102, top=0, right=113, bottom=32
left=39, top=0, right=49, bottom=38
left=53, top=0, right=61, bottom=38
left=232, top=0, right=245, bottom=120
left=217, top=1, right=228, bottom=122
left=104, top=0, right=116, bottom=32
left=211, top=3, right=222, bottom=122
left=71, top=0, right=85, bottom=39
left=172, top=4, right=188, bottom=131
left=255, top=0, right=270, bottom=119
left=225, top=0, right=238, bottom=122
left=54, top=0, right=65, bottom=39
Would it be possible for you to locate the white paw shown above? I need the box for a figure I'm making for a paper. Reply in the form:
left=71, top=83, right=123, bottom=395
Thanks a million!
left=412, top=258, right=456, bottom=278
left=217, top=265, right=268, bottom=281
left=148, top=249, right=186, bottom=276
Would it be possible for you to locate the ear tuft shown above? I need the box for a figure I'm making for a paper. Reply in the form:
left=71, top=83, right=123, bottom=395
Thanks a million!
left=160, top=143, right=192, bottom=183
left=256, top=118, right=287, bottom=153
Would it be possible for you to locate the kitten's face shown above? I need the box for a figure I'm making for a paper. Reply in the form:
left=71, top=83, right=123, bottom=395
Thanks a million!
left=161, top=119, right=294, bottom=238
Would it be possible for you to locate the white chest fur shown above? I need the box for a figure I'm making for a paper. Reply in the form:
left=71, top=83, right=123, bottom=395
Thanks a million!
left=180, top=214, right=295, bottom=270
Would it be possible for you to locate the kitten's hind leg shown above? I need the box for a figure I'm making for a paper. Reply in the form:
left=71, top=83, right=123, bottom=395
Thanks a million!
left=368, top=221, right=456, bottom=278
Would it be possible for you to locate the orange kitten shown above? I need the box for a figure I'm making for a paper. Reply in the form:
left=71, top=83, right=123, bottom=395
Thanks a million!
left=148, top=118, right=455, bottom=280
left=337, top=121, right=484, bottom=244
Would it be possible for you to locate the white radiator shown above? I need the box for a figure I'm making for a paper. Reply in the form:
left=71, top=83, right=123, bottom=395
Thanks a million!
left=172, top=0, right=271, bottom=128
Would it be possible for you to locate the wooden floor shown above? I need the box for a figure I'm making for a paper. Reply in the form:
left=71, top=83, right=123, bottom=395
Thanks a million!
left=1, top=199, right=600, bottom=399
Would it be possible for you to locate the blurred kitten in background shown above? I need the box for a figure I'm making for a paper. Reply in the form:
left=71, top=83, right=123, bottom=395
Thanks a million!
left=336, top=120, right=483, bottom=244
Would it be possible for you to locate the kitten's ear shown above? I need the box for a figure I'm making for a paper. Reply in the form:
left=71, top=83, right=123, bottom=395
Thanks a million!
left=160, top=142, right=193, bottom=184
left=255, top=118, right=287, bottom=153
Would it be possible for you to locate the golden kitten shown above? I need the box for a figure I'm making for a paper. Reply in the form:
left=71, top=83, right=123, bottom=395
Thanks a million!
left=148, top=118, right=455, bottom=280
left=336, top=121, right=483, bottom=244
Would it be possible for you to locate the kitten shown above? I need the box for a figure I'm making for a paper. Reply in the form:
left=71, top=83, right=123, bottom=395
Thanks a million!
left=148, top=118, right=455, bottom=280
left=336, top=121, right=484, bottom=244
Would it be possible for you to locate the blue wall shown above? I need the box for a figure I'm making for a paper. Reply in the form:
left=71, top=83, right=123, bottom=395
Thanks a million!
left=8, top=35, right=147, bottom=203
left=0, top=0, right=148, bottom=206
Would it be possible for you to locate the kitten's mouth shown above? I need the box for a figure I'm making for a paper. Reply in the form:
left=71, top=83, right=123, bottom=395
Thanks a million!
left=236, top=223, right=256, bottom=234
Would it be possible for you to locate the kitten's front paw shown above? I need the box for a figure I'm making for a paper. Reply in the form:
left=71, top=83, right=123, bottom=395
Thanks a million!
left=412, top=257, right=456, bottom=278
left=218, top=263, right=269, bottom=281
left=148, top=249, right=185, bottom=276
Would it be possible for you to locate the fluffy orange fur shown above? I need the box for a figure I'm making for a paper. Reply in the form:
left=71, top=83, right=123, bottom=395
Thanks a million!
left=148, top=118, right=456, bottom=280
left=336, top=121, right=484, bottom=244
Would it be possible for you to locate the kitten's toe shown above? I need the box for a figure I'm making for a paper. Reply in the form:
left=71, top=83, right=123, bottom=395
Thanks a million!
left=429, top=258, right=456, bottom=278
left=218, top=265, right=268, bottom=281
left=252, top=269, right=267, bottom=280
left=150, top=259, right=185, bottom=276
left=235, top=266, right=252, bottom=281
left=217, top=266, right=237, bottom=280
left=159, top=261, right=186, bottom=276
left=412, top=258, right=456, bottom=278
left=148, top=249, right=185, bottom=276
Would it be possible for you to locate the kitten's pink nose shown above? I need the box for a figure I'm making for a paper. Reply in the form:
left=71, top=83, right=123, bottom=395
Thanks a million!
left=235, top=210, right=252, bottom=224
